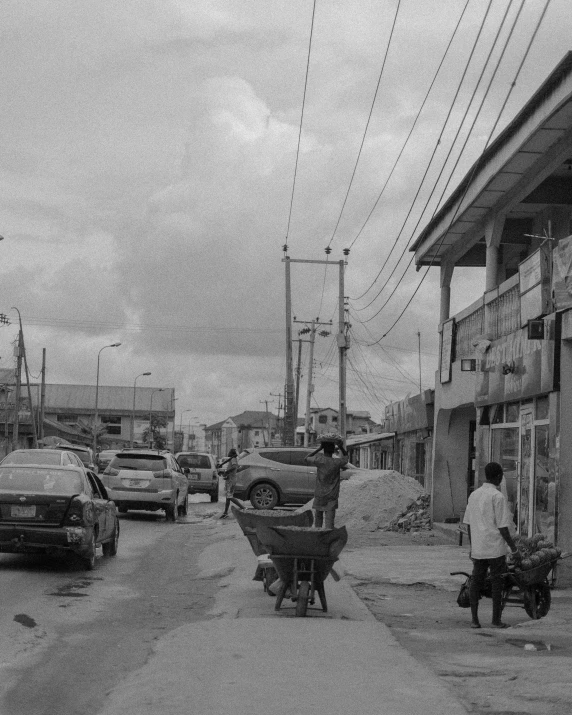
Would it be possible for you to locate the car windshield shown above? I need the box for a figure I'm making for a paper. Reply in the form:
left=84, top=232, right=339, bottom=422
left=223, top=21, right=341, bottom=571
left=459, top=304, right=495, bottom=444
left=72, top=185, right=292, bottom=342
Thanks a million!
left=178, top=454, right=211, bottom=469
left=3, top=452, right=62, bottom=465
left=110, top=454, right=168, bottom=471
left=66, top=449, right=91, bottom=466
left=0, top=467, right=83, bottom=494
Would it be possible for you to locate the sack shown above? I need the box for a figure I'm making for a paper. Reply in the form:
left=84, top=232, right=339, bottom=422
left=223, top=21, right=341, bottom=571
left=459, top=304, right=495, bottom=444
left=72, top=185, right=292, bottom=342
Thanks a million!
left=457, top=577, right=471, bottom=608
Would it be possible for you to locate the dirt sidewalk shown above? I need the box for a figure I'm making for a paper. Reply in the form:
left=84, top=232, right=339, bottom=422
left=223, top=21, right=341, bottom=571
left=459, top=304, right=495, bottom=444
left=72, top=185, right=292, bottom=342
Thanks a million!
left=341, top=529, right=572, bottom=715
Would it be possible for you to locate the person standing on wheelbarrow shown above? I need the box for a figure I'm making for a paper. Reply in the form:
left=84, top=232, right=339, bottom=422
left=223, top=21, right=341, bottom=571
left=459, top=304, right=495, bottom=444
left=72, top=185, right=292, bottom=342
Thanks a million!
left=305, top=435, right=348, bottom=529
left=463, top=462, right=521, bottom=629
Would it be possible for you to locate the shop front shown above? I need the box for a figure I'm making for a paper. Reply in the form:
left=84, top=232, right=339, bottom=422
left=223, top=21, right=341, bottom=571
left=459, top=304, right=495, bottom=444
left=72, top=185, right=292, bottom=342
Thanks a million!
left=475, top=316, right=557, bottom=543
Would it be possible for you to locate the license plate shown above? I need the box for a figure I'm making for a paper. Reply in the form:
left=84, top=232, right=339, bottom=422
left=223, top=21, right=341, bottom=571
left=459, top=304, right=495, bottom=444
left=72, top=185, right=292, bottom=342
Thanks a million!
left=190, top=472, right=200, bottom=480
left=11, top=505, right=36, bottom=518
left=125, top=479, right=149, bottom=488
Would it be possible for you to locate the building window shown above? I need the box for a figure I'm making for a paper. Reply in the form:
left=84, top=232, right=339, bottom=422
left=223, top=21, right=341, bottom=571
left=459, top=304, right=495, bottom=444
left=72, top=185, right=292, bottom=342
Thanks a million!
left=331, top=416, right=338, bottom=423
left=254, top=430, right=260, bottom=436
left=101, top=416, right=122, bottom=435
left=318, top=415, right=328, bottom=424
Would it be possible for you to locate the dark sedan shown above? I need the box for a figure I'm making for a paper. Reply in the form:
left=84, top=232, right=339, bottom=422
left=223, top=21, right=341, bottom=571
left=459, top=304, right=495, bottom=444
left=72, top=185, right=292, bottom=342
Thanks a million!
left=0, top=464, right=119, bottom=569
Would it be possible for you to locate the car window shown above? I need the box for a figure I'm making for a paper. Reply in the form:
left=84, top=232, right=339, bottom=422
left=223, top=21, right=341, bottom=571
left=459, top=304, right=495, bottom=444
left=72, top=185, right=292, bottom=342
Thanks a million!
left=109, top=454, right=168, bottom=471
left=2, top=451, right=62, bottom=466
left=87, top=472, right=103, bottom=498
left=178, top=454, right=211, bottom=469
left=67, top=449, right=91, bottom=466
left=0, top=467, right=83, bottom=494
left=289, top=451, right=314, bottom=467
left=259, top=451, right=291, bottom=465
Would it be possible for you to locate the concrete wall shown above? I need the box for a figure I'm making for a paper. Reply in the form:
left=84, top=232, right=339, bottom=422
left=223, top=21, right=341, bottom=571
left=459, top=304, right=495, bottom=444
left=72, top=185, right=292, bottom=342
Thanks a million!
left=431, top=405, right=475, bottom=522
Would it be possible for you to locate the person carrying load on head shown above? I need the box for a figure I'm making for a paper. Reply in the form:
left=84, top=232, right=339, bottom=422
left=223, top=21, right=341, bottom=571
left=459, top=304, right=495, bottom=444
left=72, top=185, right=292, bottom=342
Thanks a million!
left=304, top=433, right=348, bottom=529
left=218, top=448, right=244, bottom=519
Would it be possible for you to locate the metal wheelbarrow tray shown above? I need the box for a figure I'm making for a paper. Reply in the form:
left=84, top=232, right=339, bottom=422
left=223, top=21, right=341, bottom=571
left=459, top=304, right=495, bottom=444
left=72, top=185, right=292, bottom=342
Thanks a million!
left=232, top=508, right=314, bottom=591
left=255, top=524, right=348, bottom=617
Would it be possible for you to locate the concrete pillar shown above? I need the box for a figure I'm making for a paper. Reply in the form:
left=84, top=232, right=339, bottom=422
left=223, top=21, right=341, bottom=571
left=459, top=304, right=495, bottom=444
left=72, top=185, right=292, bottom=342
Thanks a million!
left=440, top=261, right=454, bottom=325
left=558, top=339, right=572, bottom=586
left=484, top=215, right=505, bottom=292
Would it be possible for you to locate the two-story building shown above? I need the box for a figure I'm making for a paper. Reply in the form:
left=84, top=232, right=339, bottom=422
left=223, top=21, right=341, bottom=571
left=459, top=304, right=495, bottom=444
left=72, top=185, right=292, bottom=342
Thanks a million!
left=205, top=410, right=280, bottom=458
left=412, top=53, right=572, bottom=583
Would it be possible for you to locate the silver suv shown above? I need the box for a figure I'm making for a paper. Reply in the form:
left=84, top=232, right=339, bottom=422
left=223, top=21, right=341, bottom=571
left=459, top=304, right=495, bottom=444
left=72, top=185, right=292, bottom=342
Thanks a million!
left=101, top=449, right=188, bottom=521
left=234, top=447, right=318, bottom=509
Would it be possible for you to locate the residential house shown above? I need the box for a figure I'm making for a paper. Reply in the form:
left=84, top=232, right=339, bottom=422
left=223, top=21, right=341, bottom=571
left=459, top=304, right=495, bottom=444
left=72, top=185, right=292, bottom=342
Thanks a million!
left=205, top=410, right=280, bottom=459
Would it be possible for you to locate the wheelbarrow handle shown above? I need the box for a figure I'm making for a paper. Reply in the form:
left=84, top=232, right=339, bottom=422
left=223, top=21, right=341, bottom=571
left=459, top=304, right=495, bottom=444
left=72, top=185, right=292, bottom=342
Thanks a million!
left=450, top=571, right=471, bottom=578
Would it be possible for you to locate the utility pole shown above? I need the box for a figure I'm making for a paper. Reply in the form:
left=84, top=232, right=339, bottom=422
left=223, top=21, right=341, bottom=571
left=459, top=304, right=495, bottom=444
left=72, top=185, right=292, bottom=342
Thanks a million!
left=282, top=249, right=349, bottom=446
left=12, top=321, right=23, bottom=452
left=283, top=247, right=295, bottom=445
left=417, top=330, right=422, bottom=394
left=270, top=391, right=283, bottom=444
left=39, top=348, right=46, bottom=443
left=259, top=399, right=273, bottom=446
left=294, top=334, right=303, bottom=434
left=21, top=333, right=38, bottom=448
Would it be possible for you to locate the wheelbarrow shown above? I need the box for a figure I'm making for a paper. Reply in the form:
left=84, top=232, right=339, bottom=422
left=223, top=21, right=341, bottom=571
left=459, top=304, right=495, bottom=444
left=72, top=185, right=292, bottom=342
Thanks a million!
left=232, top=507, right=314, bottom=592
left=255, top=523, right=348, bottom=617
left=452, top=552, right=570, bottom=620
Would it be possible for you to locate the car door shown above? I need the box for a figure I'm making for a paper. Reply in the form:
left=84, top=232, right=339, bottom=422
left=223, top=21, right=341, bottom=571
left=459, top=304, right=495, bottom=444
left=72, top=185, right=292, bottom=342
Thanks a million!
left=288, top=450, right=316, bottom=499
left=259, top=450, right=305, bottom=501
left=168, top=455, right=186, bottom=503
left=86, top=471, right=110, bottom=540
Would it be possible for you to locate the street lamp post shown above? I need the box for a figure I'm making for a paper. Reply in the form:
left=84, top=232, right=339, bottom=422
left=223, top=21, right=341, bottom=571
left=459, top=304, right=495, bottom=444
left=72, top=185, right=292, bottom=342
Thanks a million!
left=93, top=343, right=121, bottom=457
left=148, top=388, right=165, bottom=449
left=131, top=372, right=151, bottom=447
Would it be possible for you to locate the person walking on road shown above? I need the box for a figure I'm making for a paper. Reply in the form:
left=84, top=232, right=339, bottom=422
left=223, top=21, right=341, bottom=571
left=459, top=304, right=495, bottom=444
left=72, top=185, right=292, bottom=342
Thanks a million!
left=463, top=461, right=521, bottom=629
left=305, top=435, right=349, bottom=529
left=218, top=448, right=244, bottom=519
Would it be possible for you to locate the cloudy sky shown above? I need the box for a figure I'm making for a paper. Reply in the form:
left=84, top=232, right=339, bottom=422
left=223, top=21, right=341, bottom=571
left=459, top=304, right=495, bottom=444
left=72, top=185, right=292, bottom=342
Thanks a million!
left=0, top=0, right=569, bottom=427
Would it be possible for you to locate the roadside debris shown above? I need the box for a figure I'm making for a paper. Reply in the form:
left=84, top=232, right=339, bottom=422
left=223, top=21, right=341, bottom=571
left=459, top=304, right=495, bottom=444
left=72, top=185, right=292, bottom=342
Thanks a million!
left=388, top=493, right=432, bottom=532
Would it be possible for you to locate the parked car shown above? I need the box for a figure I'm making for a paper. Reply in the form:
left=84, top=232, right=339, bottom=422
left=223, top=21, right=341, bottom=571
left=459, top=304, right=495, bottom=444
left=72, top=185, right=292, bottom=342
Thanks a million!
left=100, top=449, right=188, bottom=520
left=175, top=452, right=219, bottom=502
left=96, top=450, right=118, bottom=473
left=54, top=445, right=97, bottom=473
left=1, top=449, right=86, bottom=470
left=232, top=447, right=319, bottom=509
left=0, top=464, right=119, bottom=569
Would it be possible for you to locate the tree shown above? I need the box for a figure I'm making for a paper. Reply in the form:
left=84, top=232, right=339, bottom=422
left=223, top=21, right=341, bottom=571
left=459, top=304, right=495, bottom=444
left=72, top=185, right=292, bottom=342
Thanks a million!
left=76, top=418, right=108, bottom=452
left=142, top=414, right=168, bottom=450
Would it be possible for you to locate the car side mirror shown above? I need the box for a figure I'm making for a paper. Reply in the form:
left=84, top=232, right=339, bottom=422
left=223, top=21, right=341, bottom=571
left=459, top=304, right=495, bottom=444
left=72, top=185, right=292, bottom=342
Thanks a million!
left=183, top=467, right=190, bottom=475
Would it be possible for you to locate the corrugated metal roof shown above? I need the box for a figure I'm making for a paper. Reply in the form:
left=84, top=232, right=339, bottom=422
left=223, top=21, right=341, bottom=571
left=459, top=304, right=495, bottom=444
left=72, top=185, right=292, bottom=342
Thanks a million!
left=346, top=432, right=394, bottom=447
left=44, top=384, right=175, bottom=414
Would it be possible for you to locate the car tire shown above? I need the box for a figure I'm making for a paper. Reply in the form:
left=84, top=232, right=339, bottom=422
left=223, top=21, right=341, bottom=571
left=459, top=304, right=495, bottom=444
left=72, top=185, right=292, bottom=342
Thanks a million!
left=102, top=519, right=119, bottom=557
left=82, top=532, right=97, bottom=570
left=250, top=483, right=279, bottom=510
left=210, top=491, right=219, bottom=503
left=165, top=500, right=177, bottom=522
left=118, top=507, right=128, bottom=514
left=178, top=496, right=188, bottom=517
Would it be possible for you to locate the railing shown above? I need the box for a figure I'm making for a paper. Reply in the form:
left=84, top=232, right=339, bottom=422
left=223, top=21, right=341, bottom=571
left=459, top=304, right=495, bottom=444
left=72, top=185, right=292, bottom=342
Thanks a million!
left=453, top=274, right=521, bottom=357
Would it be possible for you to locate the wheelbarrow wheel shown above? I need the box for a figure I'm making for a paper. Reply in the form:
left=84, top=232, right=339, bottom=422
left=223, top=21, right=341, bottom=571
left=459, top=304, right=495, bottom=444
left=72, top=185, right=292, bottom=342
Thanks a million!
left=296, top=580, right=310, bottom=617
left=523, top=581, right=551, bottom=619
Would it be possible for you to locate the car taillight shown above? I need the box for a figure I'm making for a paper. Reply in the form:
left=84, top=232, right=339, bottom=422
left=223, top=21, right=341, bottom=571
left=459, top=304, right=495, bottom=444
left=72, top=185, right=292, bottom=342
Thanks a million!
left=64, top=498, right=93, bottom=526
left=152, top=470, right=169, bottom=479
left=104, top=467, right=119, bottom=476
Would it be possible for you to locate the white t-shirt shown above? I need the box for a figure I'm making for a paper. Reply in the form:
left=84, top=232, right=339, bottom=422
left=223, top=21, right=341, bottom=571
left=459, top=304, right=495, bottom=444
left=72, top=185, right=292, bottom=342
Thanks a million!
left=463, top=482, right=512, bottom=559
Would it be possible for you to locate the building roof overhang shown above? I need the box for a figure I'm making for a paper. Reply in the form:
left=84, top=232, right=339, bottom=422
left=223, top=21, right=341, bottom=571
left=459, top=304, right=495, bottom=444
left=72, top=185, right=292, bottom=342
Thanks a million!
left=412, top=52, right=572, bottom=267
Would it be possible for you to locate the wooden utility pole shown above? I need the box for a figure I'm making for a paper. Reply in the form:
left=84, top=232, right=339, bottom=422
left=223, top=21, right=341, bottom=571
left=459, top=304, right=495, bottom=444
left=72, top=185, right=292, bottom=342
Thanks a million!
left=294, top=335, right=303, bottom=433
left=417, top=330, right=422, bottom=394
left=303, top=319, right=316, bottom=447
left=39, top=348, right=46, bottom=442
left=12, top=326, right=23, bottom=452
left=283, top=249, right=295, bottom=445
left=259, top=399, right=273, bottom=447
left=22, top=335, right=38, bottom=448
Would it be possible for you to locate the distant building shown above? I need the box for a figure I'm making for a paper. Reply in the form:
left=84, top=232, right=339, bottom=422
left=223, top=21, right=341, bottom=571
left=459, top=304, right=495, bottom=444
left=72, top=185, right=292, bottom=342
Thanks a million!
left=205, top=410, right=280, bottom=458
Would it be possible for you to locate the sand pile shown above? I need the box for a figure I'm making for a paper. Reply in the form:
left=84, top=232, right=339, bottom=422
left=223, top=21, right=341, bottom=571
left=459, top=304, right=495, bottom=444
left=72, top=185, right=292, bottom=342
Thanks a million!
left=336, top=469, right=425, bottom=532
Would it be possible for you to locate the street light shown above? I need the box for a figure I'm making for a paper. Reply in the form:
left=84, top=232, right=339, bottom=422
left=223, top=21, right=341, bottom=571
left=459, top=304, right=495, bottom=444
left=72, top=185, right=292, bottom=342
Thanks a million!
left=93, top=342, right=121, bottom=457
left=131, top=372, right=151, bottom=447
left=149, top=388, right=165, bottom=449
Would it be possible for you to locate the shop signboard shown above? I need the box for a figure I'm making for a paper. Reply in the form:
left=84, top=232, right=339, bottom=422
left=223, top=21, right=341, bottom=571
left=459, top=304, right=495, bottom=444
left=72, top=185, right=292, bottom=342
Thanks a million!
left=519, top=245, right=551, bottom=326
left=553, top=234, right=572, bottom=310
left=475, top=316, right=555, bottom=406
left=440, top=319, right=454, bottom=384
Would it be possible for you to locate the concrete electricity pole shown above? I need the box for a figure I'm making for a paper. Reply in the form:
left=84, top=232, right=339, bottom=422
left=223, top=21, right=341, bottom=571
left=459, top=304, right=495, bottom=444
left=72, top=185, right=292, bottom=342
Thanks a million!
left=259, top=399, right=273, bottom=447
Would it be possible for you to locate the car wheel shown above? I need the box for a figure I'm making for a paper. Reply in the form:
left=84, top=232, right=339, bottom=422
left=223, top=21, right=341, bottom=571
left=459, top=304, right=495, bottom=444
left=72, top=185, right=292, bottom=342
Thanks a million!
left=118, top=507, right=128, bottom=514
left=178, top=495, right=188, bottom=517
left=82, top=532, right=97, bottom=570
left=102, top=519, right=119, bottom=557
left=250, top=483, right=279, bottom=510
left=210, top=491, right=219, bottom=503
left=165, top=500, right=177, bottom=522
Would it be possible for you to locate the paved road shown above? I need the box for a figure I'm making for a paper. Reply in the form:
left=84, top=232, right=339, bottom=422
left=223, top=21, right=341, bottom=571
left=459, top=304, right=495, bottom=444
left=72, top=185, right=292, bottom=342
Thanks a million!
left=0, top=496, right=220, bottom=715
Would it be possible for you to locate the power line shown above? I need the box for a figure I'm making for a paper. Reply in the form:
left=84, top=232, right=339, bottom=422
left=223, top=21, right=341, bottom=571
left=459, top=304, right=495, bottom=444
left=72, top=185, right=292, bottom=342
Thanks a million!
left=354, top=0, right=524, bottom=325
left=364, top=0, right=552, bottom=346
left=284, top=0, right=318, bottom=247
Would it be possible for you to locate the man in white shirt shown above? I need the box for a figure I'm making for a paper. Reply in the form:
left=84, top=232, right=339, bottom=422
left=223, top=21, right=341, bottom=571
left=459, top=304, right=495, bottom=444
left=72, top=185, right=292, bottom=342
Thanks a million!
left=463, top=462, right=521, bottom=629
